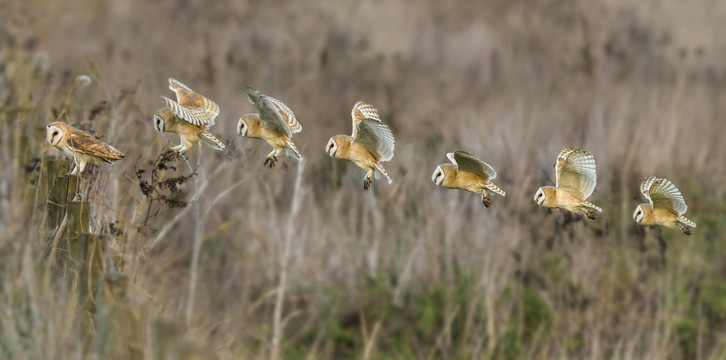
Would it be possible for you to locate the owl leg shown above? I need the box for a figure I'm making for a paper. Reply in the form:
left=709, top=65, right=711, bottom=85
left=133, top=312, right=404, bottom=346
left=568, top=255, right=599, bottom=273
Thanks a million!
left=170, top=136, right=192, bottom=153
left=363, top=169, right=374, bottom=190
left=77, top=160, right=87, bottom=174
left=264, top=148, right=280, bottom=168
left=481, top=190, right=491, bottom=207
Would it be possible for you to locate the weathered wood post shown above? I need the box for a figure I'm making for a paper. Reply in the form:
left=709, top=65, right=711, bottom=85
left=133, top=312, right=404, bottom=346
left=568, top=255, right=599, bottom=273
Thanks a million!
left=44, top=158, right=70, bottom=229
left=69, top=232, right=106, bottom=312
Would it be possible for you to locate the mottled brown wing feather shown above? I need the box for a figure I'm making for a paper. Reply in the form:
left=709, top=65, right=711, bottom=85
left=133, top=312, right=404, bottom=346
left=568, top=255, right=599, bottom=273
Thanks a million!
left=353, top=119, right=395, bottom=162
left=641, top=176, right=688, bottom=215
left=69, top=130, right=125, bottom=163
left=555, top=148, right=597, bottom=199
left=452, top=151, right=497, bottom=180
left=166, top=78, right=219, bottom=127
left=351, top=101, right=381, bottom=137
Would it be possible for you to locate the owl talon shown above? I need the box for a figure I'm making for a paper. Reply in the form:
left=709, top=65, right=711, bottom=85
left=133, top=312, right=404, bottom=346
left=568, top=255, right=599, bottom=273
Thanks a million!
left=586, top=210, right=598, bottom=220
left=680, top=225, right=691, bottom=235
left=363, top=177, right=372, bottom=190
left=264, top=156, right=277, bottom=168
left=482, top=196, right=491, bottom=208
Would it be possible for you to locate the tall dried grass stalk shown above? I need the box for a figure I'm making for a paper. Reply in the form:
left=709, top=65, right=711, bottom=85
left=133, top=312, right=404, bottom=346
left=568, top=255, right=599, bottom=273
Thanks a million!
left=271, top=159, right=306, bottom=360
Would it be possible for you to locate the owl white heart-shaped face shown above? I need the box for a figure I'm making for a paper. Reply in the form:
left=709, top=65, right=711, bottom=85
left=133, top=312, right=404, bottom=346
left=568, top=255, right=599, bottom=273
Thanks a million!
left=326, top=138, right=338, bottom=157
left=431, top=165, right=445, bottom=185
left=46, top=125, right=64, bottom=146
left=237, top=118, right=248, bottom=137
left=633, top=205, right=645, bottom=223
left=533, top=188, right=546, bottom=205
left=153, top=114, right=165, bottom=132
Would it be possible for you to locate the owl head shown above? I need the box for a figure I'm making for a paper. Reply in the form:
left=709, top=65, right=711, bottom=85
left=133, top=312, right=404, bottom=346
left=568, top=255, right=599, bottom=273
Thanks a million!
left=46, top=122, right=69, bottom=146
left=153, top=108, right=175, bottom=133
left=237, top=113, right=260, bottom=137
left=431, top=165, right=456, bottom=186
left=326, top=137, right=339, bottom=157
left=533, top=187, right=556, bottom=206
left=632, top=204, right=652, bottom=224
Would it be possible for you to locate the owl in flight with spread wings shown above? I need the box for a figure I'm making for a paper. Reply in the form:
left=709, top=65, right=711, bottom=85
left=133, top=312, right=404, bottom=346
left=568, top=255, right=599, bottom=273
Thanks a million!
left=326, top=101, right=395, bottom=190
left=153, top=78, right=225, bottom=153
left=237, top=86, right=302, bottom=167
left=533, top=147, right=602, bottom=219
left=633, top=176, right=696, bottom=234
left=432, top=151, right=506, bottom=207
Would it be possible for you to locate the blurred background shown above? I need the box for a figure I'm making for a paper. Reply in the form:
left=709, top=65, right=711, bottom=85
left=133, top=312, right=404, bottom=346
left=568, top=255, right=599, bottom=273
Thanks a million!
left=2, top=0, right=726, bottom=358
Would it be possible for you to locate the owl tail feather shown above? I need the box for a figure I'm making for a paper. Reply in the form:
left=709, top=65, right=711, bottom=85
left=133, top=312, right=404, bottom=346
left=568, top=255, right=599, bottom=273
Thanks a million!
left=485, top=183, right=506, bottom=197
left=285, top=140, right=303, bottom=160
left=374, top=163, right=392, bottom=184
left=200, top=132, right=225, bottom=151
left=580, top=201, right=602, bottom=213
left=677, top=215, right=696, bottom=228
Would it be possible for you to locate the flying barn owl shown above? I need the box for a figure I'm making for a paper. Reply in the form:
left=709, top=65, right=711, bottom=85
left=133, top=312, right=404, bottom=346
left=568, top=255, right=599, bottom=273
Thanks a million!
left=432, top=151, right=506, bottom=207
left=153, top=78, right=225, bottom=153
left=633, top=176, right=696, bottom=234
left=237, top=86, right=302, bottom=167
left=533, top=147, right=602, bottom=219
left=46, top=122, right=125, bottom=175
left=326, top=101, right=395, bottom=190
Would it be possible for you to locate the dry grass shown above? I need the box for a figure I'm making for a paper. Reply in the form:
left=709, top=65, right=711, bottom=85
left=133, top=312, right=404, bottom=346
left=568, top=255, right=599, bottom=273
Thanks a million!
left=2, top=0, right=726, bottom=359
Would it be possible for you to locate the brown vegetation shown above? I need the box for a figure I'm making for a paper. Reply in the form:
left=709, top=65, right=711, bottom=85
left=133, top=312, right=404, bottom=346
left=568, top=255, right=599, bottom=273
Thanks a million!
left=1, top=0, right=726, bottom=358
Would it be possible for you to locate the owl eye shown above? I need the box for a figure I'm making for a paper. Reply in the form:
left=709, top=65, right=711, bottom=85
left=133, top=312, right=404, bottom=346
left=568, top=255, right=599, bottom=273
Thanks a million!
left=53, top=131, right=58, bottom=136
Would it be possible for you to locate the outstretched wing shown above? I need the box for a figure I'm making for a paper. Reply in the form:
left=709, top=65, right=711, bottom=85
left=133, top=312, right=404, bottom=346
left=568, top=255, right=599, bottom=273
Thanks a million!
left=68, top=129, right=125, bottom=163
left=163, top=78, right=220, bottom=127
left=246, top=86, right=301, bottom=138
left=448, top=151, right=497, bottom=180
left=555, top=147, right=597, bottom=199
left=641, top=176, right=688, bottom=215
left=352, top=119, right=395, bottom=162
left=351, top=101, right=381, bottom=137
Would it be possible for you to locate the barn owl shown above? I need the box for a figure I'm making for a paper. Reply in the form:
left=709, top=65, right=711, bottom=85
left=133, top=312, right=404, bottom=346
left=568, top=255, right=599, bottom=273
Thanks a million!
left=237, top=86, right=302, bottom=167
left=153, top=78, right=225, bottom=153
left=633, top=176, right=696, bottom=234
left=533, top=147, right=602, bottom=219
left=46, top=122, right=125, bottom=175
left=326, top=101, right=395, bottom=190
left=432, top=151, right=506, bottom=207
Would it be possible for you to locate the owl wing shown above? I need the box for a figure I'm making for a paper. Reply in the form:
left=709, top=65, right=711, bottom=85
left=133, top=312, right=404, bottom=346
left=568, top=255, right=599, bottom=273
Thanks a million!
left=555, top=147, right=597, bottom=199
left=352, top=118, right=395, bottom=162
left=641, top=176, right=688, bottom=214
left=246, top=87, right=301, bottom=138
left=350, top=101, right=381, bottom=137
left=163, top=78, right=219, bottom=128
left=68, top=129, right=125, bottom=163
left=448, top=151, right=497, bottom=180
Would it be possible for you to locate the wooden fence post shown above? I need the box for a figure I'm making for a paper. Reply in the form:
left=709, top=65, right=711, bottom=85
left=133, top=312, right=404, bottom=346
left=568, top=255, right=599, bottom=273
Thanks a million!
left=44, top=159, right=70, bottom=229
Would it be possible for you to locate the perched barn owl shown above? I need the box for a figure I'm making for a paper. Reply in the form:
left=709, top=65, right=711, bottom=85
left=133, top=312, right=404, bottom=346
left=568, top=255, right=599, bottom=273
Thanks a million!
left=533, top=147, right=602, bottom=219
left=237, top=86, right=302, bottom=167
left=326, top=101, right=395, bottom=190
left=153, top=78, right=225, bottom=153
left=633, top=176, right=696, bottom=234
left=46, top=122, right=125, bottom=175
left=432, top=151, right=506, bottom=207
